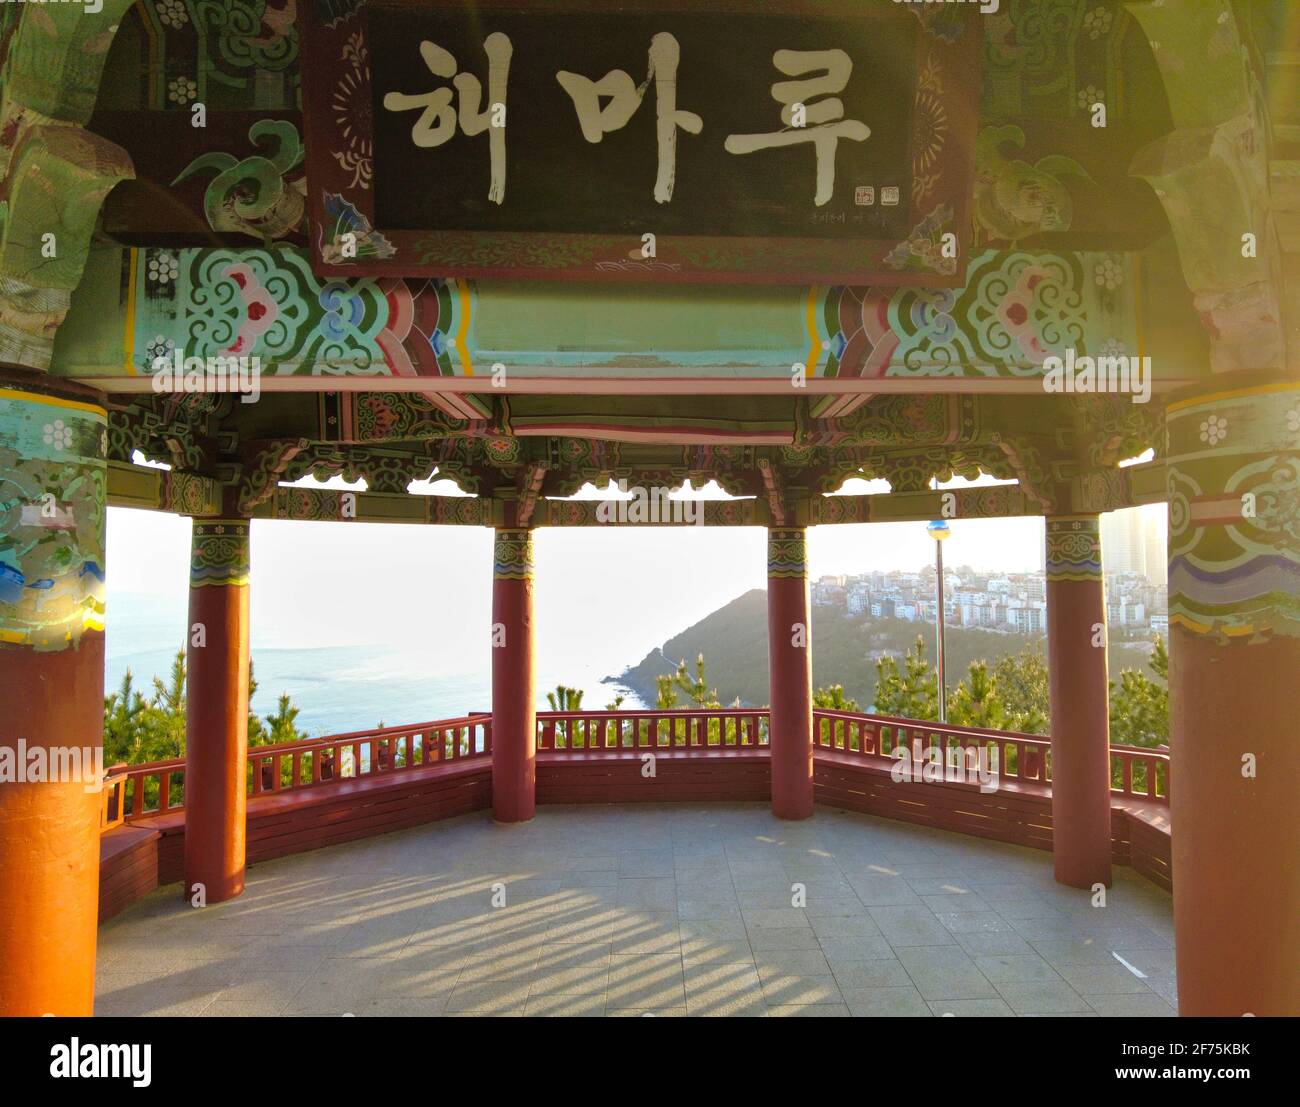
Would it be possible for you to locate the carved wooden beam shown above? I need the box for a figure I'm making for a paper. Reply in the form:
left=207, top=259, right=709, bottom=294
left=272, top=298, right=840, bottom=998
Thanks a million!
left=107, top=462, right=222, bottom=516
left=246, top=486, right=491, bottom=526
left=515, top=461, right=550, bottom=528
left=756, top=457, right=788, bottom=527
left=237, top=438, right=310, bottom=514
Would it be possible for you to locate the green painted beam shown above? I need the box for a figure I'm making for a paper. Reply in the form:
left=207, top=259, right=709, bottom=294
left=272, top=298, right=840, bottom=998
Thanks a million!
left=52, top=244, right=1208, bottom=390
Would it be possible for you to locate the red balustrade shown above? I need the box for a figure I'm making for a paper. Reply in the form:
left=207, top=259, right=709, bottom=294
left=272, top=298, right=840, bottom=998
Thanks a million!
left=812, top=709, right=1169, bottom=801
left=1111, top=743, right=1171, bottom=803
left=536, top=708, right=768, bottom=751
left=101, top=708, right=1168, bottom=828
left=108, top=715, right=491, bottom=822
left=99, top=764, right=129, bottom=832
left=814, top=709, right=1051, bottom=785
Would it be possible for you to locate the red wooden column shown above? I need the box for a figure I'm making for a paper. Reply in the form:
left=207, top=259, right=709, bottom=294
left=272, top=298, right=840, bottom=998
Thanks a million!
left=1165, top=374, right=1299, bottom=1016
left=183, top=517, right=251, bottom=904
left=767, top=527, right=813, bottom=819
left=491, top=528, right=536, bottom=822
left=0, top=378, right=108, bottom=1016
left=1044, top=515, right=1113, bottom=888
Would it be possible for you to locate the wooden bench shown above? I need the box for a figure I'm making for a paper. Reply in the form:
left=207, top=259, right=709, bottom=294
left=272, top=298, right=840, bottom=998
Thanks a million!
left=537, top=747, right=771, bottom=804
left=99, top=825, right=161, bottom=922
left=108, top=757, right=492, bottom=900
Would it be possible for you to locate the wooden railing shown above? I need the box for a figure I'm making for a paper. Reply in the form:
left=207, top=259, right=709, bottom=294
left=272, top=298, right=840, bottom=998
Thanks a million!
left=536, top=708, right=767, bottom=751
left=814, top=708, right=1050, bottom=783
left=115, top=755, right=187, bottom=822
left=1111, top=743, right=1171, bottom=804
left=248, top=716, right=490, bottom=798
left=812, top=710, right=1170, bottom=802
left=110, top=715, right=491, bottom=822
left=101, top=707, right=1170, bottom=828
left=100, top=764, right=129, bottom=832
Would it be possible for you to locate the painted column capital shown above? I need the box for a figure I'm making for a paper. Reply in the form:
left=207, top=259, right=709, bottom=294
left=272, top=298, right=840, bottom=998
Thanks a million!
left=767, top=526, right=808, bottom=578
left=1165, top=374, right=1300, bottom=642
left=1044, top=514, right=1102, bottom=583
left=493, top=527, right=535, bottom=580
left=190, top=518, right=251, bottom=588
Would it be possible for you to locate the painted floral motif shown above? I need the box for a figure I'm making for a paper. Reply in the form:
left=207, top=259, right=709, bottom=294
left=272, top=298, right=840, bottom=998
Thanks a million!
left=831, top=395, right=951, bottom=447
left=136, top=0, right=300, bottom=112
left=1199, top=414, right=1228, bottom=446
left=147, top=253, right=179, bottom=286
left=982, top=0, right=1132, bottom=122
left=485, top=437, right=522, bottom=465
left=994, top=265, right=1062, bottom=364
left=134, top=247, right=462, bottom=379
left=163, top=472, right=216, bottom=516
left=155, top=0, right=188, bottom=30
left=910, top=52, right=949, bottom=206
left=221, top=262, right=280, bottom=356
left=331, top=31, right=374, bottom=190
left=1076, top=85, right=1105, bottom=110
left=823, top=251, right=1115, bottom=379
left=145, top=335, right=175, bottom=363
left=1094, top=256, right=1124, bottom=290
left=883, top=204, right=957, bottom=275
left=1083, top=7, right=1113, bottom=40
left=42, top=421, right=72, bottom=450
left=167, top=77, right=198, bottom=106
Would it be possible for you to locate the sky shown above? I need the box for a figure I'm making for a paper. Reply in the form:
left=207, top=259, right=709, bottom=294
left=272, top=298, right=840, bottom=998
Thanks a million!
left=105, top=467, right=1165, bottom=682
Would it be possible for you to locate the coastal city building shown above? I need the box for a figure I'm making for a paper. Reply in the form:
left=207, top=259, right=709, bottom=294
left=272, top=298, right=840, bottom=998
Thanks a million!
left=814, top=564, right=1166, bottom=639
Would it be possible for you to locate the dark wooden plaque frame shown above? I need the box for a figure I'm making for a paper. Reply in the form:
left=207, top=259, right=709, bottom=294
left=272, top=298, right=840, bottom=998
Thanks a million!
left=302, top=0, right=980, bottom=286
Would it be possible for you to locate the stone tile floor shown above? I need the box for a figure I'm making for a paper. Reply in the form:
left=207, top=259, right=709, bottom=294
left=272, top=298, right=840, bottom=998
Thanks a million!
left=95, top=804, right=1178, bottom=1017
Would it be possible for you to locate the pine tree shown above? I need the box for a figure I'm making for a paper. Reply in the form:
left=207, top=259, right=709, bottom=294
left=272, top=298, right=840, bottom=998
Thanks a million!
left=948, top=660, right=1006, bottom=730
left=546, top=685, right=584, bottom=711
left=103, top=649, right=309, bottom=771
left=989, top=647, right=1050, bottom=734
left=872, top=636, right=939, bottom=720
left=266, top=693, right=304, bottom=744
left=1109, top=635, right=1169, bottom=748
left=812, top=684, right=859, bottom=712
left=655, top=673, right=680, bottom=709
left=103, top=670, right=151, bottom=765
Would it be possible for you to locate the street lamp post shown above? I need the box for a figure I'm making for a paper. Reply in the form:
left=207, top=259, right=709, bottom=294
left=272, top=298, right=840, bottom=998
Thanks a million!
left=927, top=520, right=951, bottom=723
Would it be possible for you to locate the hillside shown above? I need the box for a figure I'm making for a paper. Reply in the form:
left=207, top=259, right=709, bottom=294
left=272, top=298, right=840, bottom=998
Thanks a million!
left=611, top=588, right=1158, bottom=709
